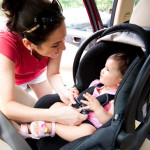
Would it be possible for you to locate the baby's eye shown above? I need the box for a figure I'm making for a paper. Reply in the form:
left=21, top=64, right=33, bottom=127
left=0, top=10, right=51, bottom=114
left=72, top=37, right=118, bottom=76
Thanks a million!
left=106, top=68, right=109, bottom=71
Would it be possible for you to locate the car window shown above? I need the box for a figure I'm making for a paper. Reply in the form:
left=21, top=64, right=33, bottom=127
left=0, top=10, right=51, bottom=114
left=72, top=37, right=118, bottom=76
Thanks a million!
left=60, top=0, right=93, bottom=49
left=59, top=0, right=93, bottom=87
left=60, top=0, right=92, bottom=32
left=95, top=0, right=113, bottom=27
left=134, top=0, right=140, bottom=6
left=63, top=7, right=92, bottom=32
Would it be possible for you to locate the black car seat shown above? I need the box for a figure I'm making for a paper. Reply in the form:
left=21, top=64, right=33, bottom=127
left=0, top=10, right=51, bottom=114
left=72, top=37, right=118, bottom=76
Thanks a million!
left=60, top=23, right=150, bottom=150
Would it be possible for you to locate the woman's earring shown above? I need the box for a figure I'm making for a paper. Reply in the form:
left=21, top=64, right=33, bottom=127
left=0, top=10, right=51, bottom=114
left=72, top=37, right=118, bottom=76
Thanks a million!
left=30, top=50, right=32, bottom=55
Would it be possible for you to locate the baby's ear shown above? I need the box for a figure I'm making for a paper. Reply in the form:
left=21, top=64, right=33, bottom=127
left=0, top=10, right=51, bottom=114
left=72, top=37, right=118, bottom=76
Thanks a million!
left=117, top=78, right=122, bottom=86
left=117, top=83, right=120, bottom=87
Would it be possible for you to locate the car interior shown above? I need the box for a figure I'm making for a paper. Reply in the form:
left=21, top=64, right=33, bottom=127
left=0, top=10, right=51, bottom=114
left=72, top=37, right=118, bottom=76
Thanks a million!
left=0, top=0, right=150, bottom=149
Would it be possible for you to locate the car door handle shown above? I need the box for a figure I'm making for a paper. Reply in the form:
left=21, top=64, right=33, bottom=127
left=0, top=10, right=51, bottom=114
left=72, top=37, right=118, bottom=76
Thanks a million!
left=72, top=36, right=81, bottom=44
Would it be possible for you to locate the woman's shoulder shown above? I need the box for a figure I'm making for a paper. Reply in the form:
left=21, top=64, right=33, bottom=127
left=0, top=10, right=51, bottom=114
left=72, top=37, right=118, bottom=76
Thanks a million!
left=0, top=27, right=22, bottom=45
left=0, top=26, right=23, bottom=63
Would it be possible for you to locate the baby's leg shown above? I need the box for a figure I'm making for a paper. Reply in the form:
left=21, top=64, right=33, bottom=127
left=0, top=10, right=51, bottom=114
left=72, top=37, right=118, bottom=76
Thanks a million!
left=55, top=123, right=96, bottom=142
left=49, top=102, right=67, bottom=109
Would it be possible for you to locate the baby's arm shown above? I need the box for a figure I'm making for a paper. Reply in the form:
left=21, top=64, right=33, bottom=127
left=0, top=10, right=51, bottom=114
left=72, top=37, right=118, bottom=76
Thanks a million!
left=81, top=93, right=114, bottom=125
left=94, top=100, right=114, bottom=124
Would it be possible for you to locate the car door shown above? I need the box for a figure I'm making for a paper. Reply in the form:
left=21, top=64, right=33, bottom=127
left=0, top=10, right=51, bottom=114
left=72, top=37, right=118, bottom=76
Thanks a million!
left=61, top=0, right=115, bottom=50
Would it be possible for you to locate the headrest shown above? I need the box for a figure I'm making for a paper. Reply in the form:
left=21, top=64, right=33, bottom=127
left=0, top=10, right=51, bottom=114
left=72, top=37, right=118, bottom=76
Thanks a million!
left=130, top=0, right=150, bottom=27
left=99, top=23, right=150, bottom=55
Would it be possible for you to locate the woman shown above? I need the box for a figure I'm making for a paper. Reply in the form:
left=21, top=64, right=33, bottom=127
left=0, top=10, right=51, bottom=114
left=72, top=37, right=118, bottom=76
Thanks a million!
left=0, top=0, right=86, bottom=127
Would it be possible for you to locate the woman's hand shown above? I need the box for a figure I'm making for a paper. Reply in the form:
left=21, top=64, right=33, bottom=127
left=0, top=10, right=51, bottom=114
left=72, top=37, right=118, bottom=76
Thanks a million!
left=80, top=92, right=102, bottom=112
left=69, top=87, right=79, bottom=99
left=59, top=89, right=75, bottom=105
left=50, top=105, right=87, bottom=125
left=59, top=87, right=79, bottom=105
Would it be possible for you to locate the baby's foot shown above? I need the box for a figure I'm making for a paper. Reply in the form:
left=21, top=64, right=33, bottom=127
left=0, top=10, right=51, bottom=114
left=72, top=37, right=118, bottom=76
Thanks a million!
left=29, top=121, right=49, bottom=135
left=18, top=123, right=29, bottom=139
left=29, top=121, right=55, bottom=139
left=19, top=121, right=55, bottom=139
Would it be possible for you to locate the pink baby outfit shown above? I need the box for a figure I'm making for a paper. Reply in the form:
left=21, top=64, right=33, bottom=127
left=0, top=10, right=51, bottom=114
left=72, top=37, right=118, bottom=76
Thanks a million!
left=87, top=80, right=117, bottom=128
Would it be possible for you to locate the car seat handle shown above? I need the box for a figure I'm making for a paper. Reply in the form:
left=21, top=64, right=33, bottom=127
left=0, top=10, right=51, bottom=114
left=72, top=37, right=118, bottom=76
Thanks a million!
left=73, top=29, right=105, bottom=84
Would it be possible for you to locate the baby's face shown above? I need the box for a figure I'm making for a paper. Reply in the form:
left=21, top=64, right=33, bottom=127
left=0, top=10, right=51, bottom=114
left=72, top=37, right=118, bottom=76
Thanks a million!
left=99, top=58, right=123, bottom=89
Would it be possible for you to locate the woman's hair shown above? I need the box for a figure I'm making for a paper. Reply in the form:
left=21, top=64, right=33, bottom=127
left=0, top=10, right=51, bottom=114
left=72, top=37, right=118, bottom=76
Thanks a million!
left=108, top=52, right=132, bottom=76
left=1, top=0, right=65, bottom=45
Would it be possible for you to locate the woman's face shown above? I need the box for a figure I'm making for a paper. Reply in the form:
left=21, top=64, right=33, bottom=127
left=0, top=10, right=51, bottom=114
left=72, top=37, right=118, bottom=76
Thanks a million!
left=32, top=21, right=66, bottom=58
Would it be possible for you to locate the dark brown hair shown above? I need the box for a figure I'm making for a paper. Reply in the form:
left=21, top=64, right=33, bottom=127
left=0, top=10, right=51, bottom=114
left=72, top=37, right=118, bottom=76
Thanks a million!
left=108, top=52, right=132, bottom=75
left=1, top=0, right=65, bottom=45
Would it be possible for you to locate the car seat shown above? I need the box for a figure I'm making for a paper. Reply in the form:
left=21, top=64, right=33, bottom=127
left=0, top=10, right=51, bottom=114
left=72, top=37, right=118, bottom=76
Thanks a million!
left=60, top=23, right=150, bottom=150
left=0, top=25, right=150, bottom=150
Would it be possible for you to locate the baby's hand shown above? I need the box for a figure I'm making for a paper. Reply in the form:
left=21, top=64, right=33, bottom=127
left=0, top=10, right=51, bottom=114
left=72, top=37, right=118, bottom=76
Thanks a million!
left=81, top=92, right=101, bottom=112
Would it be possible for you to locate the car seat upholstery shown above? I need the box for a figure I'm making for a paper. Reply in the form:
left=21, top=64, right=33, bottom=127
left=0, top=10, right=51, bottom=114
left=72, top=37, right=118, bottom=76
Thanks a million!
left=0, top=138, right=12, bottom=150
left=130, top=0, right=150, bottom=27
left=60, top=23, right=150, bottom=150
left=0, top=112, right=32, bottom=150
left=0, top=85, right=36, bottom=150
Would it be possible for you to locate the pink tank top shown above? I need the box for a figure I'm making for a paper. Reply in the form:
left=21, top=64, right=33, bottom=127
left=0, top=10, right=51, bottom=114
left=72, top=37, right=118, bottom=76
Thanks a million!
left=87, top=82, right=117, bottom=128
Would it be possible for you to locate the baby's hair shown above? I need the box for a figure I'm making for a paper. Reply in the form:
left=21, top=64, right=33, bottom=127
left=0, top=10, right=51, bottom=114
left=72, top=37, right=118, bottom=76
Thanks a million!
left=1, top=0, right=64, bottom=45
left=108, top=52, right=132, bottom=76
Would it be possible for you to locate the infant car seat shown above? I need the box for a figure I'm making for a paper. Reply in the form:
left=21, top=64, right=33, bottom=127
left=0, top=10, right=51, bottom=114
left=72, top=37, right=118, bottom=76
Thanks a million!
left=60, top=23, right=150, bottom=150
left=0, top=23, right=150, bottom=150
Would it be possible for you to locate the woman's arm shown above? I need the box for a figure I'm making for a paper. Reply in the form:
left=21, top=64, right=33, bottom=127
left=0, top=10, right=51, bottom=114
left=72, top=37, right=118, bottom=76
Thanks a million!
left=0, top=54, right=86, bottom=125
left=0, top=54, right=50, bottom=122
left=47, top=52, right=75, bottom=104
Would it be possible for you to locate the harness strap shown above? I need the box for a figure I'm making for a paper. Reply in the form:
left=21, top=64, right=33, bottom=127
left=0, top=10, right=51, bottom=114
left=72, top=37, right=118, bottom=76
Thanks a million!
left=97, top=94, right=114, bottom=106
left=72, top=86, right=115, bottom=111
